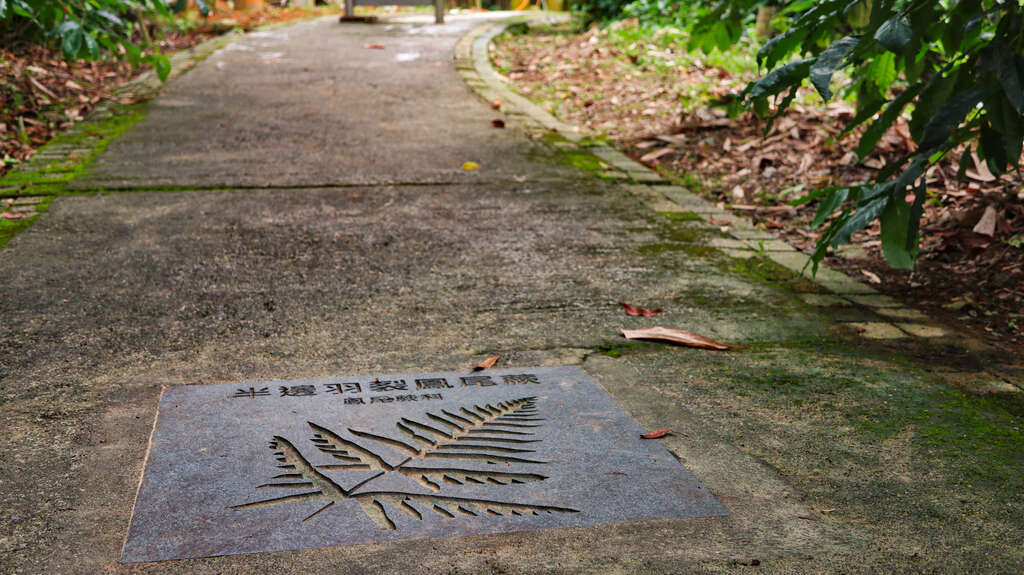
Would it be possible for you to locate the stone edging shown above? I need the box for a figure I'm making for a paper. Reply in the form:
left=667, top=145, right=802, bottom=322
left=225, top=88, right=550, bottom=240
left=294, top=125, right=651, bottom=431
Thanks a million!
left=457, top=17, right=965, bottom=345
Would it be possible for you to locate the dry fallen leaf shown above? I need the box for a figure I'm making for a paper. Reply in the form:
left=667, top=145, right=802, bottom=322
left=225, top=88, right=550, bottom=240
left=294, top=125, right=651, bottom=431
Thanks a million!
left=641, top=429, right=674, bottom=439
left=462, top=161, right=480, bottom=171
left=364, top=43, right=386, bottom=50
left=618, top=301, right=663, bottom=317
left=621, top=326, right=729, bottom=350
left=861, top=269, right=882, bottom=284
left=973, top=205, right=998, bottom=236
left=491, top=119, right=505, bottom=128
left=473, top=355, right=500, bottom=371
left=639, top=147, right=673, bottom=164
left=491, top=99, right=502, bottom=110
left=1, top=212, right=29, bottom=220
left=708, top=215, right=732, bottom=226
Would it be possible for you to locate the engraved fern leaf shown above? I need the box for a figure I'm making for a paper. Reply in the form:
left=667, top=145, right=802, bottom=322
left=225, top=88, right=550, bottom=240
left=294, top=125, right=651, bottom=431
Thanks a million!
left=310, top=396, right=548, bottom=491
left=232, top=433, right=579, bottom=529
left=352, top=491, right=578, bottom=530
left=229, top=436, right=349, bottom=522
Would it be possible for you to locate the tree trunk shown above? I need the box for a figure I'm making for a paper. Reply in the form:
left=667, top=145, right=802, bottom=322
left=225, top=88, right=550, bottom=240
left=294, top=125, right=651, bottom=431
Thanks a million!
left=755, top=5, right=777, bottom=39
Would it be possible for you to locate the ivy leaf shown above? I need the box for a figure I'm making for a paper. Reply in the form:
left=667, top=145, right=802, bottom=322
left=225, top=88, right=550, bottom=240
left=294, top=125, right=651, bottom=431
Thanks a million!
left=810, top=36, right=859, bottom=101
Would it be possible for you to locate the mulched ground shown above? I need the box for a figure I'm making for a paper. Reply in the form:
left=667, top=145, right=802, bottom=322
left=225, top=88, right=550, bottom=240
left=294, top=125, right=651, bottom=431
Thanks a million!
left=493, top=20, right=1024, bottom=354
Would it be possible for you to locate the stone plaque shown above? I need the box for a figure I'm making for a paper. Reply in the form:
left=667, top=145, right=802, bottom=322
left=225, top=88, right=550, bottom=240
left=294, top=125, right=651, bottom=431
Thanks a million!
left=122, top=366, right=726, bottom=562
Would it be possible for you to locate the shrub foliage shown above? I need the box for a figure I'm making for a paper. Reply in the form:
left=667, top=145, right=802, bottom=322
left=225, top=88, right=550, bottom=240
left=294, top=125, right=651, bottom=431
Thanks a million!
left=628, top=0, right=1024, bottom=270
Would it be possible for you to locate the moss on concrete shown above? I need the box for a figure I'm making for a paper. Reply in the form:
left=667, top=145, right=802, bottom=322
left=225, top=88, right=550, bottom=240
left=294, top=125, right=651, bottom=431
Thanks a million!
left=0, top=103, right=147, bottom=197
left=719, top=252, right=822, bottom=293
left=0, top=196, right=54, bottom=248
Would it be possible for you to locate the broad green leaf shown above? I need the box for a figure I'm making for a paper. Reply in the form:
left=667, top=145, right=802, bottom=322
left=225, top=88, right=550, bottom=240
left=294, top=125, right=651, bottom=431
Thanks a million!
left=55, top=19, right=81, bottom=35
left=857, top=83, right=922, bottom=159
left=866, top=51, right=896, bottom=97
left=909, top=67, right=960, bottom=142
left=812, top=188, right=848, bottom=229
left=880, top=190, right=915, bottom=269
left=832, top=191, right=889, bottom=246
left=875, top=16, right=912, bottom=52
left=919, top=84, right=986, bottom=152
left=62, top=28, right=84, bottom=59
left=810, top=36, right=859, bottom=101
left=993, top=43, right=1024, bottom=115
left=123, top=40, right=142, bottom=68
left=148, top=54, right=172, bottom=82
left=83, top=33, right=99, bottom=60
left=11, top=0, right=32, bottom=18
left=95, top=9, right=124, bottom=27
left=789, top=185, right=838, bottom=207
left=979, top=123, right=1007, bottom=176
left=845, top=81, right=886, bottom=133
left=745, top=58, right=813, bottom=101
left=757, top=28, right=808, bottom=70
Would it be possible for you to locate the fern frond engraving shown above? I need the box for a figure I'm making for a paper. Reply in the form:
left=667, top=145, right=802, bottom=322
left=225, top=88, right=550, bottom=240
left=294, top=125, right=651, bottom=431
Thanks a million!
left=311, top=396, right=547, bottom=490
left=232, top=396, right=579, bottom=529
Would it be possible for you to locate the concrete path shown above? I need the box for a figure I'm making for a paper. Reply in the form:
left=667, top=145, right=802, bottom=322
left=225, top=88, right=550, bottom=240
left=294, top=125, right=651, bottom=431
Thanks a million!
left=1, top=14, right=1021, bottom=574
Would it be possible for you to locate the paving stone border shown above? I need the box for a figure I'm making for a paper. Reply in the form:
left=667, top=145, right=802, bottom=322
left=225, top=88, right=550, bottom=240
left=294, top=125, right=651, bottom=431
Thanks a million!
left=457, top=17, right=972, bottom=346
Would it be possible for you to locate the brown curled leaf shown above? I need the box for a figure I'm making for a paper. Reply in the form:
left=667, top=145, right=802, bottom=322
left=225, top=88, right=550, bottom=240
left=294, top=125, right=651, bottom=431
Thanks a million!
left=491, top=119, right=506, bottom=128
left=473, top=355, right=500, bottom=371
left=641, top=429, right=674, bottom=439
left=621, top=326, right=729, bottom=351
left=364, top=43, right=386, bottom=50
left=618, top=302, right=663, bottom=317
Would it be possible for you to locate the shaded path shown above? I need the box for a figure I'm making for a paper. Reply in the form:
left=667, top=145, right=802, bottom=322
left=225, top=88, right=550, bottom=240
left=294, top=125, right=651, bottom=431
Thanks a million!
left=0, top=13, right=1020, bottom=575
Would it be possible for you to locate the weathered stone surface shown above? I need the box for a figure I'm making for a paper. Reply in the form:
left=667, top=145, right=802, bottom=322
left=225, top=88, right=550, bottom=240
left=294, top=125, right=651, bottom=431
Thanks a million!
left=123, top=365, right=725, bottom=562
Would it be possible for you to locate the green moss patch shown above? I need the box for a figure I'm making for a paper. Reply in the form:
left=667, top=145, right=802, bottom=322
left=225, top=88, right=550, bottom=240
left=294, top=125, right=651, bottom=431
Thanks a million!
left=0, top=196, right=54, bottom=248
left=0, top=103, right=147, bottom=197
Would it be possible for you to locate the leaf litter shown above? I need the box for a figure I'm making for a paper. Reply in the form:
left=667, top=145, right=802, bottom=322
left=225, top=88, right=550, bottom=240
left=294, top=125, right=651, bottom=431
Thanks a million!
left=473, top=355, right=500, bottom=371
left=621, top=327, right=730, bottom=351
left=494, top=20, right=1024, bottom=353
left=618, top=301, right=662, bottom=317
